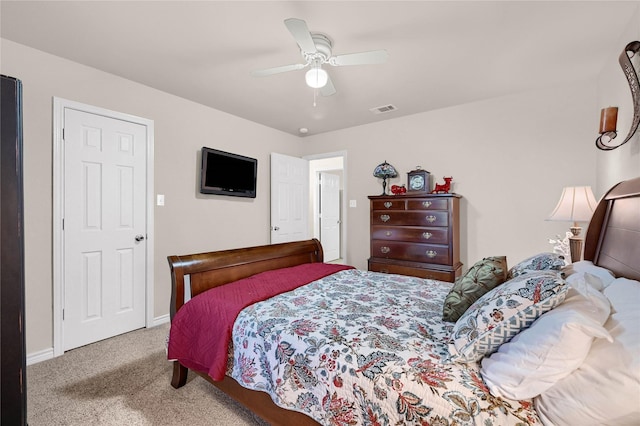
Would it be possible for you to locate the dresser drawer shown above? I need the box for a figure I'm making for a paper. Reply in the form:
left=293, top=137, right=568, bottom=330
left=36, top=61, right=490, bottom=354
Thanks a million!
left=371, top=240, right=450, bottom=265
left=371, top=226, right=449, bottom=244
left=371, top=210, right=449, bottom=227
left=368, top=260, right=457, bottom=282
left=406, top=199, right=449, bottom=210
left=371, top=199, right=405, bottom=210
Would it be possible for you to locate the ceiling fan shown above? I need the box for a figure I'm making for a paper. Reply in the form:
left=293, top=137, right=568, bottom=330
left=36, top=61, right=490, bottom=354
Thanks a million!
left=252, top=18, right=389, bottom=96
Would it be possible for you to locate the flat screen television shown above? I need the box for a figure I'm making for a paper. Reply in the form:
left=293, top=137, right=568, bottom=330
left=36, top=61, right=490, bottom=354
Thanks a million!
left=200, top=147, right=257, bottom=198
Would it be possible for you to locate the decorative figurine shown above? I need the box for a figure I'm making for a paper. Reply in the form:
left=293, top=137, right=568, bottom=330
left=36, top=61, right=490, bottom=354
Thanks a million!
left=390, top=184, right=407, bottom=195
left=431, top=177, right=453, bottom=194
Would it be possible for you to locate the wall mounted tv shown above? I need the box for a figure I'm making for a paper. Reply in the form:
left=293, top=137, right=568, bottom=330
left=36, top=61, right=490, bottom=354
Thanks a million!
left=200, top=147, right=257, bottom=198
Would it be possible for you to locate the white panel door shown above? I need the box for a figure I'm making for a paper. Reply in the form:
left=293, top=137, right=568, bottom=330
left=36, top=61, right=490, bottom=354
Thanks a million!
left=270, top=153, right=309, bottom=244
left=319, top=172, right=341, bottom=261
left=63, top=108, right=147, bottom=351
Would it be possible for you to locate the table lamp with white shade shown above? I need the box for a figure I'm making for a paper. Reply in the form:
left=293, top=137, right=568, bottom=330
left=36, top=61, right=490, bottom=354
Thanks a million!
left=547, top=186, right=598, bottom=263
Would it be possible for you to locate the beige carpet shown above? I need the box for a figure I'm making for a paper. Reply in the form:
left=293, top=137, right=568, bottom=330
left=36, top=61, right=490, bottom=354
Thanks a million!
left=27, top=323, right=269, bottom=425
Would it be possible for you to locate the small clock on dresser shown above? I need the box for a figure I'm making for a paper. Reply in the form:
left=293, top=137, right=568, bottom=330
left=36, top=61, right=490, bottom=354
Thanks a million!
left=407, top=168, right=430, bottom=193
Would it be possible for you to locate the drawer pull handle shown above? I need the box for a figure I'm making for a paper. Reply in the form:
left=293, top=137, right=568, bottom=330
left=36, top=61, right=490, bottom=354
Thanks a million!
left=380, top=214, right=390, bottom=222
left=380, top=246, right=391, bottom=254
left=426, top=250, right=437, bottom=258
left=385, top=231, right=393, bottom=237
left=384, top=201, right=393, bottom=209
left=422, top=201, right=432, bottom=208
left=425, top=215, right=437, bottom=223
left=422, top=232, right=432, bottom=240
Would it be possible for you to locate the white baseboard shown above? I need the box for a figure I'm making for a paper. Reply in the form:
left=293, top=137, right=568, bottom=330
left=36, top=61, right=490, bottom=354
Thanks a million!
left=152, top=314, right=170, bottom=327
left=27, top=314, right=171, bottom=365
left=27, top=348, right=54, bottom=366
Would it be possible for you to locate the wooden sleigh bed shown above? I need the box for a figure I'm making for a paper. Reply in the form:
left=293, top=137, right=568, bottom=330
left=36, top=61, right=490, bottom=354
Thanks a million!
left=167, top=176, right=640, bottom=426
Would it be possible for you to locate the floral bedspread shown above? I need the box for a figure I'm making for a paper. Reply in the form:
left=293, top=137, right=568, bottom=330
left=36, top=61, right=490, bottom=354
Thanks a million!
left=229, top=269, right=541, bottom=425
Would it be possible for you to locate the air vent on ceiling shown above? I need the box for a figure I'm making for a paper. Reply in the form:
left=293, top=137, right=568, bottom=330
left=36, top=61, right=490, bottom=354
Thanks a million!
left=370, top=104, right=397, bottom=114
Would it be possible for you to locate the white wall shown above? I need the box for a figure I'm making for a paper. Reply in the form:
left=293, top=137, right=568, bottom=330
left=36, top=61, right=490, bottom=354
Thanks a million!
left=596, top=6, right=640, bottom=194
left=301, top=82, right=597, bottom=271
left=1, top=39, right=301, bottom=355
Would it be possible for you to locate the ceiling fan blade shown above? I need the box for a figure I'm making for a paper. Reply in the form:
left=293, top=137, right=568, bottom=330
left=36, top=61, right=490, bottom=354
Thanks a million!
left=284, top=18, right=317, bottom=53
left=251, top=63, right=306, bottom=77
left=320, top=75, right=336, bottom=97
left=330, top=50, right=389, bottom=66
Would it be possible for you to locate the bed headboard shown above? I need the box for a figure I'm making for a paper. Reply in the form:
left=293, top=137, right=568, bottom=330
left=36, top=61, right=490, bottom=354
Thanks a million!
left=168, top=238, right=324, bottom=319
left=583, top=176, right=640, bottom=280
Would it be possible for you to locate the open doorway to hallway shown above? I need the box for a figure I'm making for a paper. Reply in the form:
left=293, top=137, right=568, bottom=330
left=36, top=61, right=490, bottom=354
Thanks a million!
left=306, top=152, right=346, bottom=264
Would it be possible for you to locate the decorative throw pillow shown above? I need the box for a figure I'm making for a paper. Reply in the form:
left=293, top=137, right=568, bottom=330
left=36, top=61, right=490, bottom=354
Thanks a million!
left=507, top=252, right=566, bottom=279
left=449, top=270, right=568, bottom=363
left=442, top=256, right=508, bottom=322
left=535, top=277, right=640, bottom=425
left=480, top=274, right=612, bottom=400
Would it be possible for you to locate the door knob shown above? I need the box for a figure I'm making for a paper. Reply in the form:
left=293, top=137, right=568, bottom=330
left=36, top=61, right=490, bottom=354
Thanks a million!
left=135, top=234, right=145, bottom=242
left=273, top=226, right=280, bottom=231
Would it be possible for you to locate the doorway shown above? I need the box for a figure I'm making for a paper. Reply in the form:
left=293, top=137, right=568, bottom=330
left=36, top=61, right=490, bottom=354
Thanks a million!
left=52, top=98, right=154, bottom=356
left=307, top=152, right=346, bottom=264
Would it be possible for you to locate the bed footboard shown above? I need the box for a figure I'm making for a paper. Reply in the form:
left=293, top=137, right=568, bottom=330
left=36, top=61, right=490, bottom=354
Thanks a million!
left=167, top=238, right=324, bottom=389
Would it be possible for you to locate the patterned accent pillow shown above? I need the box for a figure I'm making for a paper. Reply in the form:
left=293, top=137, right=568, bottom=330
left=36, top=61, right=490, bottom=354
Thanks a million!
left=442, top=256, right=508, bottom=322
left=449, top=270, right=568, bottom=363
left=507, top=252, right=566, bottom=279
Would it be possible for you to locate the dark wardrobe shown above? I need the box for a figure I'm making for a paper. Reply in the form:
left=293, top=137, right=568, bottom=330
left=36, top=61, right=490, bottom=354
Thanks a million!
left=1, top=74, right=27, bottom=424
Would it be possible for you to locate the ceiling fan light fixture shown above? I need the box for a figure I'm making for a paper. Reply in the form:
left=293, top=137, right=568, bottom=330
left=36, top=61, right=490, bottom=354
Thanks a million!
left=305, top=66, right=328, bottom=88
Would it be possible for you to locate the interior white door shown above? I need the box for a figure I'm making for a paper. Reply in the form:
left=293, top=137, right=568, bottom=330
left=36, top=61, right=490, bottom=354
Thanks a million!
left=270, top=152, right=309, bottom=244
left=319, top=172, right=341, bottom=261
left=63, top=108, right=147, bottom=351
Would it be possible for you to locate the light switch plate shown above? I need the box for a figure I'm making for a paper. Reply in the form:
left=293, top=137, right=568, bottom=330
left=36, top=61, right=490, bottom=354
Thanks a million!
left=157, top=194, right=165, bottom=206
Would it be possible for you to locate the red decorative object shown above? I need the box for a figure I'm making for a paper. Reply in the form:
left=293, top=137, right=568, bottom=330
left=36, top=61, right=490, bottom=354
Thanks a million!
left=390, top=184, right=406, bottom=195
left=431, top=177, right=453, bottom=194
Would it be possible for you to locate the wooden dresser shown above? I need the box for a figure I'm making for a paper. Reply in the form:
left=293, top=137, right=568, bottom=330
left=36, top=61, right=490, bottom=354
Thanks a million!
left=368, top=193, right=462, bottom=282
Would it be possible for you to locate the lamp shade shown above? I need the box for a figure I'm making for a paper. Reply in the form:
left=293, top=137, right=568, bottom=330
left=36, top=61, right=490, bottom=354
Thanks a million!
left=547, top=186, right=597, bottom=223
left=305, top=66, right=328, bottom=88
left=373, top=161, right=398, bottom=179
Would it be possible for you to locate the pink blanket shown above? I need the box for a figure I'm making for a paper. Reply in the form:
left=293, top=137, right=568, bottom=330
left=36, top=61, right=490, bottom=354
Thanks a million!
left=167, top=262, right=354, bottom=381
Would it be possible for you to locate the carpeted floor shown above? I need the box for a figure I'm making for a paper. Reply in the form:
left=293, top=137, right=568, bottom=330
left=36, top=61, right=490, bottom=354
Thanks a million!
left=27, top=323, right=269, bottom=425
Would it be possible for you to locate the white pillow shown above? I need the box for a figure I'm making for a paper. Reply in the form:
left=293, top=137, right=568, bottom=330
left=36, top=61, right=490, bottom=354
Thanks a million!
left=535, top=277, right=640, bottom=425
left=562, top=260, right=615, bottom=290
left=481, top=274, right=611, bottom=400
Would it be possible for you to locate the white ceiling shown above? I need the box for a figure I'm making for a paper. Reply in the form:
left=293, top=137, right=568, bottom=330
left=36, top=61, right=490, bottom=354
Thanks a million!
left=1, top=1, right=638, bottom=136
